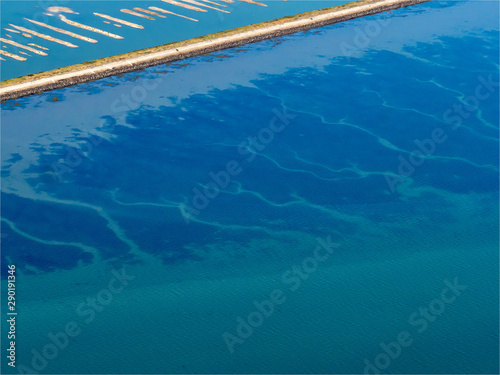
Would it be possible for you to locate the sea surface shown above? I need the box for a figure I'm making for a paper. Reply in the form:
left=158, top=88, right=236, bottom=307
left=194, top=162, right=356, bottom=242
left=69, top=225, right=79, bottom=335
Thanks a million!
left=0, top=0, right=351, bottom=81
left=1, top=0, right=499, bottom=374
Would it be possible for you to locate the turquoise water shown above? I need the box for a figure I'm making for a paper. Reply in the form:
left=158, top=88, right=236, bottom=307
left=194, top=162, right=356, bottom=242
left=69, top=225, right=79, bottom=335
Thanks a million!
left=1, top=0, right=499, bottom=374
left=0, top=0, right=351, bottom=80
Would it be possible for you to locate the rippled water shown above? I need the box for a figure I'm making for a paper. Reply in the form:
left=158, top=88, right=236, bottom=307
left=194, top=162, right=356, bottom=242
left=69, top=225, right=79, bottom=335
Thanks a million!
left=1, top=0, right=498, bottom=373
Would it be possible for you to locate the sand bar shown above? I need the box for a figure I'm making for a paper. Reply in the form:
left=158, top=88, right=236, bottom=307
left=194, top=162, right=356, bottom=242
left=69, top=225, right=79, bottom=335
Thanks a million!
left=9, top=24, right=78, bottom=47
left=200, top=0, right=228, bottom=6
left=134, top=8, right=167, bottom=18
left=0, top=38, right=48, bottom=56
left=59, top=15, right=124, bottom=39
left=182, top=0, right=230, bottom=13
left=121, top=9, right=155, bottom=20
left=161, top=0, right=208, bottom=12
left=47, top=6, right=79, bottom=14
left=0, top=50, right=27, bottom=61
left=28, top=43, right=49, bottom=50
left=239, top=0, right=268, bottom=7
left=94, top=13, right=145, bottom=29
left=25, top=18, right=98, bottom=43
left=149, top=6, right=199, bottom=21
left=1, top=0, right=429, bottom=101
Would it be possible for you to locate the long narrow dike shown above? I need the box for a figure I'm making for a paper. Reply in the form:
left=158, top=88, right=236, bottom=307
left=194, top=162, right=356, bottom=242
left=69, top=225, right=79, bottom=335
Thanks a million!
left=0, top=0, right=429, bottom=102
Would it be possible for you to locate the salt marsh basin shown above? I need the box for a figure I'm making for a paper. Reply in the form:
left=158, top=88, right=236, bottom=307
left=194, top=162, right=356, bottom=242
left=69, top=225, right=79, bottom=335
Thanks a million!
left=1, top=0, right=354, bottom=81
left=1, top=0, right=428, bottom=100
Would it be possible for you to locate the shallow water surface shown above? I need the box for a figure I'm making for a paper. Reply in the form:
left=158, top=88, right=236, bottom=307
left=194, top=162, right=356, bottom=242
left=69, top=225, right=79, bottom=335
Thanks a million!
left=1, top=0, right=498, bottom=373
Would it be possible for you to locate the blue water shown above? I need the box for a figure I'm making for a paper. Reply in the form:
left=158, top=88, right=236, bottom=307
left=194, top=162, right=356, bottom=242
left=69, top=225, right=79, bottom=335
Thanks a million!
left=1, top=0, right=499, bottom=374
left=0, top=0, right=351, bottom=80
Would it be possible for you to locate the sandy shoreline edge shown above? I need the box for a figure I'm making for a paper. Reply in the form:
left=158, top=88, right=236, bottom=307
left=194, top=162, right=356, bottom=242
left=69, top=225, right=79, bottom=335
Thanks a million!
left=0, top=0, right=428, bottom=102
